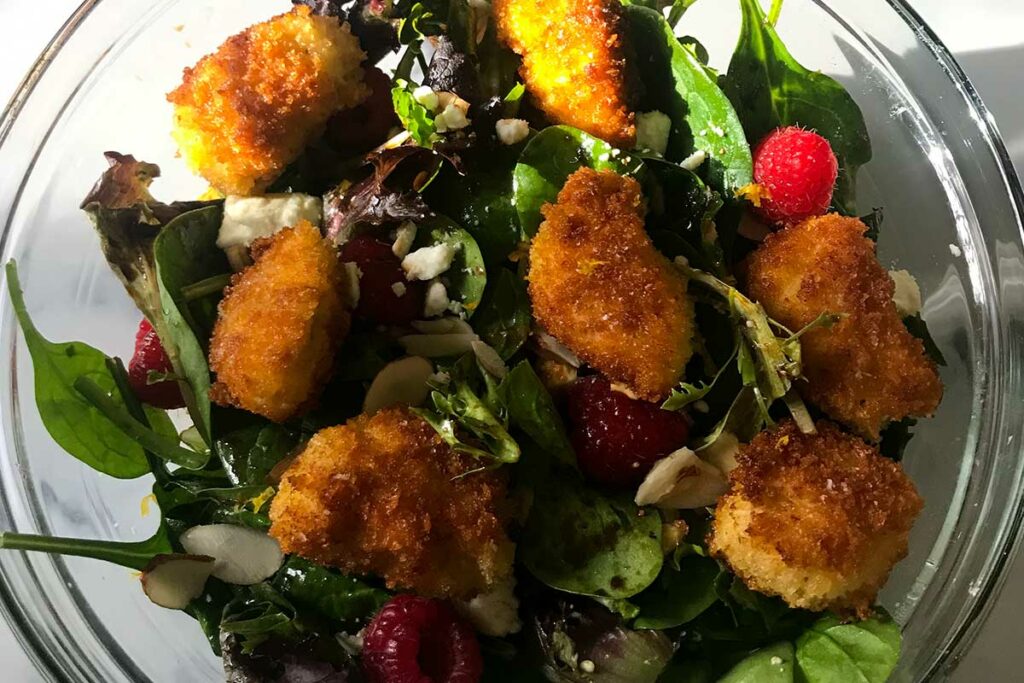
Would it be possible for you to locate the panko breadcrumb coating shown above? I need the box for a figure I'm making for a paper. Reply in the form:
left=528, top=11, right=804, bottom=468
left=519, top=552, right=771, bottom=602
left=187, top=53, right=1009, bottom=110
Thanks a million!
left=494, top=0, right=636, bottom=147
left=209, top=221, right=349, bottom=422
left=745, top=214, right=942, bottom=439
left=167, top=6, right=368, bottom=195
left=528, top=168, right=693, bottom=401
left=269, top=407, right=514, bottom=599
left=709, top=420, right=922, bottom=617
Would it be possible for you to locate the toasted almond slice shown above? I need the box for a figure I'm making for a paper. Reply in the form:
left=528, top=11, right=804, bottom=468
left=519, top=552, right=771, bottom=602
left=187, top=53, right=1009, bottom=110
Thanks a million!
left=471, top=341, right=507, bottom=379
left=140, top=553, right=215, bottom=609
left=410, top=317, right=474, bottom=335
left=635, top=447, right=728, bottom=509
left=364, top=356, right=435, bottom=414
left=179, top=524, right=284, bottom=585
left=399, top=333, right=479, bottom=358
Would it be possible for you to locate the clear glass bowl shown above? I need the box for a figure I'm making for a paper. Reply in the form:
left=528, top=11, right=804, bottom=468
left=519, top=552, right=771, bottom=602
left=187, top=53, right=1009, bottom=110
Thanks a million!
left=0, top=0, right=1022, bottom=680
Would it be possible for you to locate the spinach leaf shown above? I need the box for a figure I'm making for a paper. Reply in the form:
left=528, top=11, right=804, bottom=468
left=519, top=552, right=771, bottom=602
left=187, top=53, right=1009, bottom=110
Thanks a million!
left=221, top=583, right=304, bottom=653
left=0, top=526, right=172, bottom=571
left=153, top=205, right=230, bottom=444
left=472, top=269, right=532, bottom=360
left=501, top=361, right=575, bottom=467
left=623, top=5, right=753, bottom=195
left=513, top=125, right=645, bottom=236
left=718, top=642, right=794, bottom=682
left=214, top=416, right=300, bottom=486
left=333, top=330, right=402, bottom=382
left=633, top=555, right=721, bottom=629
left=5, top=261, right=151, bottom=478
left=722, top=0, right=871, bottom=213
left=413, top=214, right=488, bottom=315
left=274, top=556, right=389, bottom=624
left=520, top=474, right=662, bottom=599
left=794, top=612, right=901, bottom=683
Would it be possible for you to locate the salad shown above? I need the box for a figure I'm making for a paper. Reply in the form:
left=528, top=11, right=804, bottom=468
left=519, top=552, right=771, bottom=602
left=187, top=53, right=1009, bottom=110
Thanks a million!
left=0, top=0, right=947, bottom=681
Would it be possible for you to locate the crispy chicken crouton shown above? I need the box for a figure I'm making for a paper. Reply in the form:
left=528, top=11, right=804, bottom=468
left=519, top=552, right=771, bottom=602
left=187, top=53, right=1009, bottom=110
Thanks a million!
left=209, top=221, right=349, bottom=422
left=167, top=7, right=368, bottom=195
left=745, top=214, right=942, bottom=439
left=494, top=0, right=636, bottom=147
left=269, top=407, right=514, bottom=599
left=528, top=168, right=693, bottom=401
left=709, top=420, right=922, bottom=617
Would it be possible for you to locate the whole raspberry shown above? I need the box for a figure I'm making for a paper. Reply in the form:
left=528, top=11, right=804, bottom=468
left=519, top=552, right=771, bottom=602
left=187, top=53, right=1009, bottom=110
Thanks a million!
left=340, top=234, right=425, bottom=325
left=128, top=318, right=185, bottom=409
left=751, top=126, right=838, bottom=225
left=567, top=376, right=690, bottom=488
left=362, top=594, right=483, bottom=683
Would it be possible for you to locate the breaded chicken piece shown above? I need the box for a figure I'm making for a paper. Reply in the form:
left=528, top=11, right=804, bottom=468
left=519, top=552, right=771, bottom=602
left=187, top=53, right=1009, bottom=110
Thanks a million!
left=209, top=221, right=349, bottom=422
left=167, top=6, right=368, bottom=195
left=269, top=407, right=514, bottom=599
left=528, top=168, right=693, bottom=401
left=494, top=0, right=635, bottom=147
left=709, top=420, right=922, bottom=617
left=745, top=214, right=942, bottom=439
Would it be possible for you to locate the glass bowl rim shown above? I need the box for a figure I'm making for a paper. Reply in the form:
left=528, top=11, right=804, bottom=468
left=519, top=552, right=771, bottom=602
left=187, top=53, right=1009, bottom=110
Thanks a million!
left=0, top=0, right=1023, bottom=680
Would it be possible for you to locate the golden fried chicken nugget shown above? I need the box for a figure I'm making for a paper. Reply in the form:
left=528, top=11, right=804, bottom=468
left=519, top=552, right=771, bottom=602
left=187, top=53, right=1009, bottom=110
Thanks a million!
left=209, top=221, right=349, bottom=422
left=528, top=168, right=693, bottom=401
left=709, top=420, right=922, bottom=617
left=745, top=214, right=942, bottom=439
left=494, top=0, right=636, bottom=147
left=269, top=407, right=514, bottom=599
left=167, top=6, right=368, bottom=195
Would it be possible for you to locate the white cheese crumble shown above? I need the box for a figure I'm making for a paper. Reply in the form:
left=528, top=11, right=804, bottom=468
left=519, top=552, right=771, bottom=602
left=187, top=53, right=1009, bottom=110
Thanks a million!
left=391, top=282, right=407, bottom=298
left=635, top=111, right=672, bottom=156
left=402, top=243, right=457, bottom=280
left=435, top=103, right=471, bottom=132
left=217, top=194, right=322, bottom=250
left=341, top=262, right=361, bottom=309
left=423, top=279, right=450, bottom=317
left=495, top=118, right=530, bottom=145
left=679, top=149, right=707, bottom=171
left=889, top=269, right=922, bottom=317
left=392, top=221, right=418, bottom=258
left=455, top=576, right=522, bottom=637
left=412, top=85, right=439, bottom=111
left=949, top=243, right=962, bottom=258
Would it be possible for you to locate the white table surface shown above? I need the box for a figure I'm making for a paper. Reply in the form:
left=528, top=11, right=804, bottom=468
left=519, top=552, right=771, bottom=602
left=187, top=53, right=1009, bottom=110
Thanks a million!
left=0, top=1, right=1022, bottom=680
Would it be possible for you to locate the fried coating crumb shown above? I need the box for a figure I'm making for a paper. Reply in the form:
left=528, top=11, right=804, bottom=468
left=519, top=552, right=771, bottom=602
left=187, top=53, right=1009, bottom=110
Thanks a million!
left=209, top=221, right=349, bottom=422
left=528, top=168, right=693, bottom=401
left=494, top=0, right=636, bottom=147
left=167, top=7, right=368, bottom=195
left=709, top=420, right=922, bottom=617
left=745, top=214, right=942, bottom=439
left=269, top=407, right=514, bottom=599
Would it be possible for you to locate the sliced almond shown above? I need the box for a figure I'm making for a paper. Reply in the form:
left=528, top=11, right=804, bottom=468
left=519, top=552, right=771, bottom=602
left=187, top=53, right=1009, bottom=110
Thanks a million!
left=179, top=524, right=284, bottom=585
left=140, top=553, right=215, bottom=609
left=700, top=431, right=741, bottom=475
left=635, top=447, right=729, bottom=509
left=532, top=329, right=580, bottom=368
left=364, top=356, right=435, bottom=414
left=411, top=317, right=474, bottom=335
left=399, top=333, right=479, bottom=358
left=472, top=341, right=507, bottom=379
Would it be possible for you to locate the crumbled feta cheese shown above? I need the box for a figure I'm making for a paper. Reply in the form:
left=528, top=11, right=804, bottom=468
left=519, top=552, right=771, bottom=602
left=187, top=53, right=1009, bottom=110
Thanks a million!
left=423, top=279, right=450, bottom=317
left=635, top=111, right=672, bottom=156
left=709, top=123, right=726, bottom=137
left=770, top=656, right=783, bottom=666
left=635, top=447, right=728, bottom=508
left=949, top=243, right=962, bottom=258
left=392, top=221, right=418, bottom=258
left=435, top=103, right=471, bottom=133
left=495, top=118, right=530, bottom=145
left=402, top=243, right=457, bottom=280
left=679, top=149, right=707, bottom=171
left=341, top=262, right=361, bottom=309
left=391, top=281, right=407, bottom=298
left=217, top=194, right=322, bottom=250
left=412, top=85, right=439, bottom=111
left=889, top=269, right=922, bottom=317
left=580, top=660, right=596, bottom=674
left=455, top=576, right=521, bottom=637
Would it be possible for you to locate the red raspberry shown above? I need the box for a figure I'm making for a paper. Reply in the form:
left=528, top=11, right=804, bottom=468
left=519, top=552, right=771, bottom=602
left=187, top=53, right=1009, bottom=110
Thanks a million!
left=567, top=376, right=690, bottom=488
left=128, top=318, right=185, bottom=409
left=751, top=126, right=838, bottom=225
left=362, top=594, right=483, bottom=683
left=340, top=234, right=425, bottom=325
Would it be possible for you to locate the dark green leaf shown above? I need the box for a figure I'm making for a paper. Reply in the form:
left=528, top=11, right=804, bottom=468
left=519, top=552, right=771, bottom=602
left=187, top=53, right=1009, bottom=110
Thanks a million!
left=415, top=379, right=520, bottom=464
left=794, top=611, right=901, bottom=683
left=623, top=5, right=753, bottom=195
left=501, top=361, right=575, bottom=467
left=903, top=313, right=947, bottom=367
left=5, top=261, right=151, bottom=478
left=513, top=125, right=645, bottom=236
left=718, top=642, right=794, bottom=682
left=878, top=417, right=916, bottom=462
left=153, top=205, right=230, bottom=444
left=413, top=214, right=488, bottom=315
left=521, top=475, right=662, bottom=599
left=634, top=555, right=721, bottom=629
left=214, top=418, right=300, bottom=486
left=274, top=556, right=389, bottom=624
left=0, top=526, right=172, bottom=571
left=721, top=0, right=871, bottom=213
left=861, top=207, right=884, bottom=241
left=473, top=269, right=532, bottom=360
